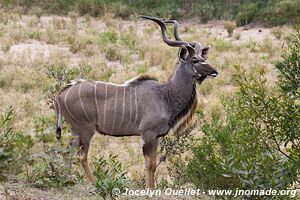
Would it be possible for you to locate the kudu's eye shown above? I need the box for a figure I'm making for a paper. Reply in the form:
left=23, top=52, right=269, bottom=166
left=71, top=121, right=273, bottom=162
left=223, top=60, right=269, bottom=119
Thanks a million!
left=191, top=58, right=199, bottom=64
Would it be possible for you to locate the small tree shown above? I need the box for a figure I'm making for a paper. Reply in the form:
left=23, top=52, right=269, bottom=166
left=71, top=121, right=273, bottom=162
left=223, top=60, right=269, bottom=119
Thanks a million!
left=0, top=106, right=34, bottom=182
left=93, top=155, right=129, bottom=199
left=186, top=32, right=300, bottom=196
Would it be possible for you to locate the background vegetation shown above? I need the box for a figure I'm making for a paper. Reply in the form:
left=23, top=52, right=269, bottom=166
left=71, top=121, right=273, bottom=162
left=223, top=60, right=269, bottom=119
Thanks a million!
left=186, top=34, right=300, bottom=191
left=0, top=1, right=299, bottom=199
left=1, top=0, right=300, bottom=26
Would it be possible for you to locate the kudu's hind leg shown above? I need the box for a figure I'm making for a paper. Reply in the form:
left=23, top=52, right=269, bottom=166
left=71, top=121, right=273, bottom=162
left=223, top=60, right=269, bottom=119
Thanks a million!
left=69, top=128, right=80, bottom=148
left=71, top=126, right=96, bottom=184
left=142, top=132, right=159, bottom=189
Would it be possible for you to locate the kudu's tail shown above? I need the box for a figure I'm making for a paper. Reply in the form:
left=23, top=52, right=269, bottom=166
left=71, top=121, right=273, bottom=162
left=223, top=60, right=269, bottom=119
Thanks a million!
left=55, top=97, right=62, bottom=140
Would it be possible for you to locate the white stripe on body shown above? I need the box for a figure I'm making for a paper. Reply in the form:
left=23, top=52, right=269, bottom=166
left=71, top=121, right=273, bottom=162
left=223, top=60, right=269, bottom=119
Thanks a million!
left=126, top=87, right=132, bottom=128
left=133, top=87, right=138, bottom=126
left=64, top=84, right=79, bottom=122
left=120, top=87, right=126, bottom=127
left=94, top=82, right=99, bottom=124
left=103, top=84, right=108, bottom=130
left=112, top=86, right=118, bottom=127
left=79, top=83, right=90, bottom=121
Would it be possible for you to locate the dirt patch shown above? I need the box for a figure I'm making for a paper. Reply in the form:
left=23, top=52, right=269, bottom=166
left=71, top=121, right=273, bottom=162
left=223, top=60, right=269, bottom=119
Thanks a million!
left=0, top=182, right=97, bottom=200
left=8, top=43, right=71, bottom=64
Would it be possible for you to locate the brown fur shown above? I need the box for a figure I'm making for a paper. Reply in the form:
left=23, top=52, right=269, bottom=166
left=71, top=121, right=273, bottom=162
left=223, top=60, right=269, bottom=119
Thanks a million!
left=171, top=83, right=198, bottom=135
left=127, top=74, right=158, bottom=86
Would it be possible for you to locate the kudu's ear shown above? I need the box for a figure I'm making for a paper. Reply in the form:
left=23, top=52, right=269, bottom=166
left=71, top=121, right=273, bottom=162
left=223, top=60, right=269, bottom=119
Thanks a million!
left=178, top=47, right=189, bottom=61
left=201, top=46, right=210, bottom=60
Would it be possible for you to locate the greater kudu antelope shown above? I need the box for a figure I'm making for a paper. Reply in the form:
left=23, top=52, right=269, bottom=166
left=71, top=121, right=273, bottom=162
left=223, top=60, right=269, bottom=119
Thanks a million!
left=54, top=16, right=218, bottom=189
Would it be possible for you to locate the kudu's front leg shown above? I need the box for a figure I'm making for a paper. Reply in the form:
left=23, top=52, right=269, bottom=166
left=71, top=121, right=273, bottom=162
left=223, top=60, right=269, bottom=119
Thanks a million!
left=142, top=132, right=159, bottom=189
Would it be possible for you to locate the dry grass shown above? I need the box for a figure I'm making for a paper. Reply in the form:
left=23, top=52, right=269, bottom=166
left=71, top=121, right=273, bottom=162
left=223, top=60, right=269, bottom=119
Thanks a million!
left=224, top=21, right=236, bottom=37
left=0, top=9, right=295, bottom=199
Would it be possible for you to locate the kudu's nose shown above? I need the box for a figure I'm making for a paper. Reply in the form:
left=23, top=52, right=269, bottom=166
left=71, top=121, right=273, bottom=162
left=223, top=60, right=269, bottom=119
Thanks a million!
left=210, top=70, right=218, bottom=77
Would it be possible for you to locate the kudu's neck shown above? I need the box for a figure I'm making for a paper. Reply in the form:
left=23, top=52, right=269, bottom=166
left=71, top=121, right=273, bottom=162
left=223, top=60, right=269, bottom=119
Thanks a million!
left=165, top=62, right=197, bottom=126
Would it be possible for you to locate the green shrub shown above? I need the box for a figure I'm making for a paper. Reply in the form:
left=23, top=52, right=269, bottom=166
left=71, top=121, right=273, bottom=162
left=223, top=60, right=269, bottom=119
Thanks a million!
left=246, top=39, right=260, bottom=52
left=235, top=2, right=257, bottom=26
left=105, top=46, right=121, bottom=61
left=136, top=63, right=149, bottom=74
left=67, top=34, right=93, bottom=53
left=158, top=121, right=197, bottom=188
left=109, top=2, right=133, bottom=19
left=42, top=0, right=73, bottom=14
left=75, top=0, right=105, bottom=17
left=26, top=143, right=82, bottom=188
left=44, top=64, right=92, bottom=109
left=120, top=30, right=138, bottom=51
left=0, top=74, right=13, bottom=89
left=20, top=81, right=34, bottom=93
left=1, top=0, right=299, bottom=26
left=98, top=29, right=118, bottom=47
left=276, top=32, right=300, bottom=96
left=100, top=68, right=115, bottom=82
left=0, top=106, right=34, bottom=182
left=186, top=32, right=300, bottom=196
left=189, top=0, right=223, bottom=23
left=34, top=116, right=57, bottom=144
left=213, top=38, right=233, bottom=52
left=263, top=0, right=300, bottom=26
left=271, top=27, right=283, bottom=39
left=93, top=154, right=129, bottom=199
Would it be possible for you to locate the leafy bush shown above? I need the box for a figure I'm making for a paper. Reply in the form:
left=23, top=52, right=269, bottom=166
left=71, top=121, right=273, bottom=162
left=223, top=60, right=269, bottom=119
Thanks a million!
left=100, top=68, right=115, bottom=82
left=136, top=63, right=149, bottom=74
left=1, top=0, right=300, bottom=26
left=105, top=46, right=121, bottom=61
left=44, top=64, right=92, bottom=109
left=235, top=3, right=257, bottom=26
left=34, top=115, right=57, bottom=144
left=75, top=0, right=105, bottom=17
left=186, top=32, right=300, bottom=196
left=120, top=30, right=138, bottom=51
left=158, top=121, right=197, bottom=188
left=98, top=29, right=118, bottom=47
left=109, top=2, right=133, bottom=19
left=262, top=0, right=300, bottom=26
left=213, top=38, right=233, bottom=52
left=0, top=74, right=13, bottom=89
left=271, top=27, right=283, bottom=39
left=190, top=1, right=223, bottom=23
left=93, top=154, right=129, bottom=199
left=0, top=106, right=34, bottom=181
left=26, top=143, right=82, bottom=188
left=276, top=32, right=300, bottom=96
left=67, top=34, right=93, bottom=53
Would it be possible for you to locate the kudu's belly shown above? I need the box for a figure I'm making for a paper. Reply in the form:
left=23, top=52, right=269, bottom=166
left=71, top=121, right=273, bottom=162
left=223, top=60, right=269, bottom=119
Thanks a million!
left=95, top=105, right=141, bottom=136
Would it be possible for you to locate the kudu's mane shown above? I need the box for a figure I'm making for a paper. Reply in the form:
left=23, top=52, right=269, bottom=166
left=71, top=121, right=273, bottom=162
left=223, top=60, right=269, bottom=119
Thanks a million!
left=168, top=83, right=198, bottom=135
left=126, top=74, right=158, bottom=86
